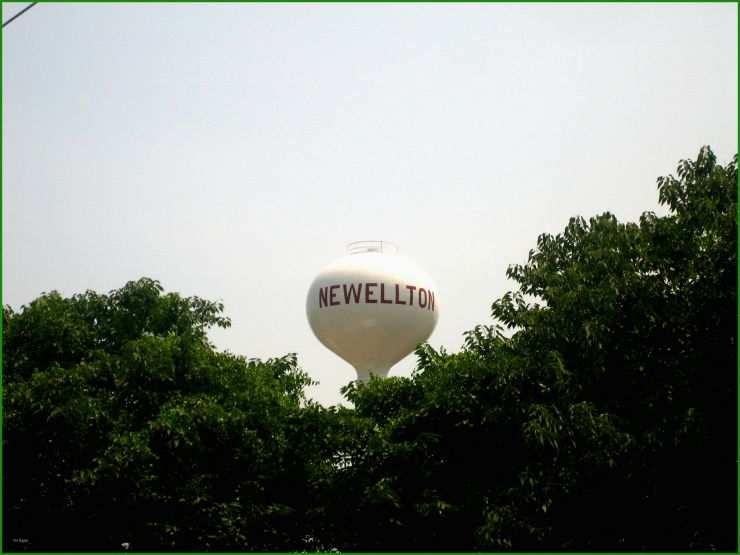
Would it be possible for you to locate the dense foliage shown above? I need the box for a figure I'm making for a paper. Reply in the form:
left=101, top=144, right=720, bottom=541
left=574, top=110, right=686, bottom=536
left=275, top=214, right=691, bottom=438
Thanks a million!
left=3, top=280, right=331, bottom=550
left=336, top=146, right=737, bottom=550
left=3, top=147, right=737, bottom=551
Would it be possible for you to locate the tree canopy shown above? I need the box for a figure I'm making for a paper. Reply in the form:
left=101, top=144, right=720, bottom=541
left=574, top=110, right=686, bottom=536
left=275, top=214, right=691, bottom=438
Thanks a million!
left=3, top=146, right=737, bottom=551
left=3, top=280, right=325, bottom=550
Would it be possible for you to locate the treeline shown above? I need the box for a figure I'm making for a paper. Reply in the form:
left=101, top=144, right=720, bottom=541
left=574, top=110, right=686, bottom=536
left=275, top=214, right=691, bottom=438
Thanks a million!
left=3, top=147, right=737, bottom=551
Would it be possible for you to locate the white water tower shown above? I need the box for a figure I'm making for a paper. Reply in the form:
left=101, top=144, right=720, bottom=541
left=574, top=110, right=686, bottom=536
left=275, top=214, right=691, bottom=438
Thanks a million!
left=306, top=241, right=439, bottom=381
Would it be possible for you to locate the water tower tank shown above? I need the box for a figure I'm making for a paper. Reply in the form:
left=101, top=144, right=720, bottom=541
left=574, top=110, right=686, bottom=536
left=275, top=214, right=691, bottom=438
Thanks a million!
left=306, top=241, right=439, bottom=381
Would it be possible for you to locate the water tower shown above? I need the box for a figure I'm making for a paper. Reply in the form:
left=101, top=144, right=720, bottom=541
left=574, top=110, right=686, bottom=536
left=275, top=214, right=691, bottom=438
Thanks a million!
left=306, top=241, right=439, bottom=381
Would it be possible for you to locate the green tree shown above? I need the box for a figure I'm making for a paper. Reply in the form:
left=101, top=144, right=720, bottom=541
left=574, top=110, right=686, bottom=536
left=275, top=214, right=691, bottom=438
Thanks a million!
left=330, top=146, right=737, bottom=550
left=3, top=278, right=329, bottom=550
left=487, top=145, right=738, bottom=549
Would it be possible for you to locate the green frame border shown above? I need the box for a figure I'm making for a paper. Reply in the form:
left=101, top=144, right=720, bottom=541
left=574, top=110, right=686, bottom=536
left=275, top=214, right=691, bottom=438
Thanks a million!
left=0, top=2, right=738, bottom=554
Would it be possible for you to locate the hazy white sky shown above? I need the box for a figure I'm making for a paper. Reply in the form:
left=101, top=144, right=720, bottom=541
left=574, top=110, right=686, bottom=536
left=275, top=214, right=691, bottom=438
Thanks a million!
left=3, top=3, right=737, bottom=405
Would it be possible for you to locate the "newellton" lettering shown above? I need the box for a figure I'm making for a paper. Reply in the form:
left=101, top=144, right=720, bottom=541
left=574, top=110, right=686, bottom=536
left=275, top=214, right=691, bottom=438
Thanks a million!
left=318, top=283, right=435, bottom=311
